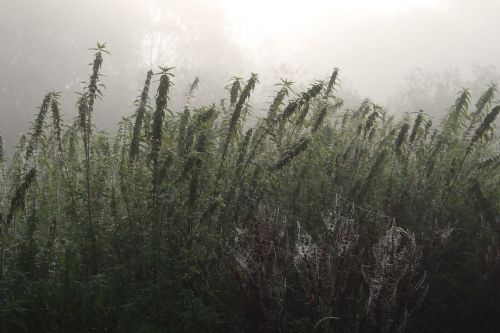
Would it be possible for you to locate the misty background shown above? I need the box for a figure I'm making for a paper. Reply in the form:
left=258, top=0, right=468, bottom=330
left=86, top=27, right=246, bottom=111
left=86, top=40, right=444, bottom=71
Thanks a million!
left=1, top=0, right=499, bottom=156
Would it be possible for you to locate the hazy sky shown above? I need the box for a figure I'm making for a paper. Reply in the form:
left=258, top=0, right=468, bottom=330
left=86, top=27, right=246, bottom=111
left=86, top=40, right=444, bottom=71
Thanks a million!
left=1, top=0, right=499, bottom=152
left=217, top=0, right=500, bottom=96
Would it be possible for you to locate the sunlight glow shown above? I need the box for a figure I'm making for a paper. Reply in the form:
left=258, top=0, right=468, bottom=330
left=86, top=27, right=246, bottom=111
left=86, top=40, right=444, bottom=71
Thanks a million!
left=218, top=0, right=447, bottom=48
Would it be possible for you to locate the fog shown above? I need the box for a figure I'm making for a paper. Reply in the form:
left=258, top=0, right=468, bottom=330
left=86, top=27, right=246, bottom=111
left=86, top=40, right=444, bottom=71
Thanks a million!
left=1, top=0, right=499, bottom=154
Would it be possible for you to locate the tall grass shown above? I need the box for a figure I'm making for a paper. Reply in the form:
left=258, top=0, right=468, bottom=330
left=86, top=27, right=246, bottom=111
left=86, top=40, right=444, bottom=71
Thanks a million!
left=0, top=45, right=498, bottom=333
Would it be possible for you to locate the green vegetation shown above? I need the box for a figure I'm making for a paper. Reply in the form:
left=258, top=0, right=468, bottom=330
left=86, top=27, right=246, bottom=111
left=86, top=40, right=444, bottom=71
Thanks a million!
left=0, top=45, right=499, bottom=332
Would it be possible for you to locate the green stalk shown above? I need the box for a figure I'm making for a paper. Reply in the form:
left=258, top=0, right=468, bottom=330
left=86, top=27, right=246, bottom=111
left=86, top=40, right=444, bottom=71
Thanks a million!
left=130, top=70, right=153, bottom=163
left=78, top=42, right=107, bottom=276
left=149, top=66, right=174, bottom=280
left=25, top=93, right=51, bottom=162
left=221, top=73, right=259, bottom=165
left=440, top=105, right=500, bottom=216
left=324, top=67, right=339, bottom=98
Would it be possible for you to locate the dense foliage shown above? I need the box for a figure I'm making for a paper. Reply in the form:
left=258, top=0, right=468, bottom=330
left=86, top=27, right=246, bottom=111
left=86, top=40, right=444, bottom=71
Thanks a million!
left=0, top=45, right=499, bottom=333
